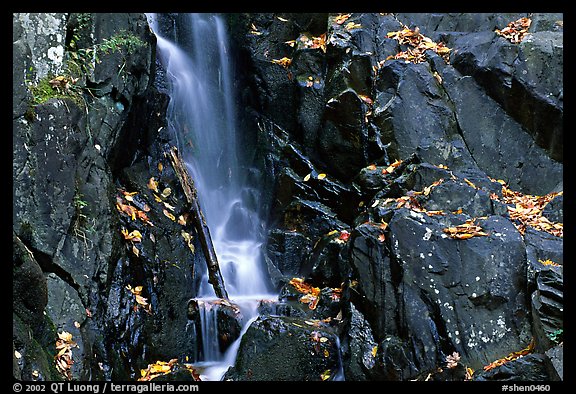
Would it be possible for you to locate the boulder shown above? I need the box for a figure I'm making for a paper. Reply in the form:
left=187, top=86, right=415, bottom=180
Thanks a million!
left=224, top=315, right=343, bottom=381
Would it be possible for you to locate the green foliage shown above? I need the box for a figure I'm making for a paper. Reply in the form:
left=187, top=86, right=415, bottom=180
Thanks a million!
left=548, top=328, right=563, bottom=344
left=27, top=77, right=71, bottom=106
left=98, top=31, right=146, bottom=56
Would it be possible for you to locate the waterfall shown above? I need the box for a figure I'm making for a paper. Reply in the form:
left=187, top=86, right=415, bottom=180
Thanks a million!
left=146, top=13, right=275, bottom=380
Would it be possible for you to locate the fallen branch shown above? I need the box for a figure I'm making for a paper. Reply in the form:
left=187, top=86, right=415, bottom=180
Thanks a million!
left=167, top=146, right=229, bottom=299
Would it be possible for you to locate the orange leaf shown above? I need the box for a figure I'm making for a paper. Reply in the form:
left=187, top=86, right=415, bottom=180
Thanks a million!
left=334, top=14, right=351, bottom=25
left=271, top=57, right=292, bottom=68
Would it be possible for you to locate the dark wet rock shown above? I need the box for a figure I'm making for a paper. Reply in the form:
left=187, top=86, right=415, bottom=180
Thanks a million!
left=544, top=344, right=563, bottom=381
left=282, top=198, right=348, bottom=241
left=13, top=234, right=48, bottom=328
left=318, top=88, right=371, bottom=181
left=300, top=230, right=350, bottom=288
left=13, top=313, right=60, bottom=381
left=277, top=281, right=342, bottom=322
left=542, top=194, right=563, bottom=223
left=531, top=268, right=563, bottom=352
left=265, top=118, right=363, bottom=224
left=372, top=60, right=475, bottom=172
left=525, top=227, right=563, bottom=288
left=341, top=303, right=377, bottom=380
left=266, top=229, right=312, bottom=280
left=187, top=299, right=243, bottom=356
left=473, top=353, right=550, bottom=381
left=422, top=170, right=509, bottom=217
left=450, top=19, right=563, bottom=162
left=439, top=63, right=562, bottom=195
left=349, top=207, right=533, bottom=376
left=224, top=315, right=342, bottom=381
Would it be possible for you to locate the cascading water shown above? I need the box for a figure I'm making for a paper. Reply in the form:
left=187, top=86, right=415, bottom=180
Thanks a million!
left=146, top=13, right=275, bottom=380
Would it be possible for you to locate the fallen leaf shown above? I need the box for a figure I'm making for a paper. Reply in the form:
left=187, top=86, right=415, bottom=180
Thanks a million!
left=334, top=13, right=352, bottom=25
left=538, top=259, right=561, bottom=267
left=303, top=173, right=311, bottom=182
left=378, top=233, right=386, bottom=242
left=345, top=21, right=362, bottom=30
left=132, top=245, right=140, bottom=256
left=483, top=339, right=534, bottom=371
left=495, top=17, right=532, bottom=44
left=359, top=94, right=373, bottom=105
left=160, top=187, right=172, bottom=198
left=446, top=352, right=460, bottom=368
left=162, top=201, right=176, bottom=211
left=271, top=57, right=292, bottom=68
left=122, top=229, right=143, bottom=242
left=321, top=369, right=332, bottom=381
left=163, top=210, right=176, bottom=222
left=147, top=177, right=159, bottom=193
left=276, top=16, right=289, bottom=22
left=317, top=173, right=327, bottom=180
left=371, top=346, right=378, bottom=358
left=338, top=230, right=350, bottom=242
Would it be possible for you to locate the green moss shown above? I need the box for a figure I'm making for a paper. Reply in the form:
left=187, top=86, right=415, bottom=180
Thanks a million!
left=27, top=76, right=83, bottom=108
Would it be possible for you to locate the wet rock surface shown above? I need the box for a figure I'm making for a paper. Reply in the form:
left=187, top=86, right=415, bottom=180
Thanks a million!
left=234, top=12, right=563, bottom=382
left=14, top=12, right=563, bottom=382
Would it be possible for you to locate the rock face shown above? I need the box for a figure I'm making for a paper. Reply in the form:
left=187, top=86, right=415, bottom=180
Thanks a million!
left=12, top=13, right=206, bottom=380
left=14, top=12, right=563, bottom=382
left=229, top=12, right=563, bottom=381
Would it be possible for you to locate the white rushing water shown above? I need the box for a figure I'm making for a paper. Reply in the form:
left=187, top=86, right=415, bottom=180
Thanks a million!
left=146, top=13, right=275, bottom=380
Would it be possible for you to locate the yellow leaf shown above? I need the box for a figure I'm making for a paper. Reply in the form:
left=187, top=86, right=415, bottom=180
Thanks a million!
left=178, top=215, right=187, bottom=226
left=14, top=351, right=22, bottom=359
left=303, top=173, right=311, bottom=182
left=135, top=294, right=149, bottom=307
left=334, top=14, right=351, bottom=25
left=161, top=187, right=172, bottom=198
left=134, top=285, right=143, bottom=294
left=132, top=245, right=140, bottom=257
left=371, top=199, right=380, bottom=208
left=359, top=94, right=373, bottom=105
left=147, top=177, right=159, bottom=193
left=345, top=22, right=362, bottom=30
left=464, top=178, right=478, bottom=189
left=163, top=209, right=176, bottom=221
left=371, top=345, right=378, bottom=358
left=181, top=231, right=193, bottom=242
left=317, top=173, right=327, bottom=180
left=58, top=331, right=73, bottom=342
left=271, top=57, right=292, bottom=68
left=158, top=162, right=163, bottom=172
left=56, top=346, right=69, bottom=358
left=321, top=369, right=332, bottom=381
left=327, top=229, right=339, bottom=236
